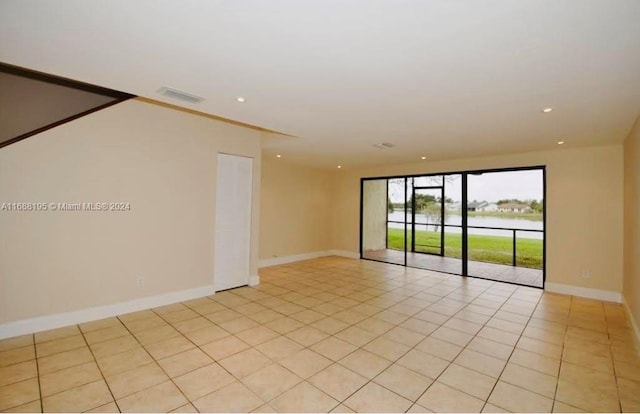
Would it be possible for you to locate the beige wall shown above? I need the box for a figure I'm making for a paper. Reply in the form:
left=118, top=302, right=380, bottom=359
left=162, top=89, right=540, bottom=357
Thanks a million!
left=624, top=115, right=640, bottom=334
left=259, top=157, right=332, bottom=260
left=330, top=146, right=624, bottom=293
left=0, top=99, right=262, bottom=324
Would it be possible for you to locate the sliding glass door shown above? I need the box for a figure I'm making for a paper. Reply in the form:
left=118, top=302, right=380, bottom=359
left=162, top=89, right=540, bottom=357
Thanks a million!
left=360, top=167, right=545, bottom=288
left=466, top=169, right=544, bottom=287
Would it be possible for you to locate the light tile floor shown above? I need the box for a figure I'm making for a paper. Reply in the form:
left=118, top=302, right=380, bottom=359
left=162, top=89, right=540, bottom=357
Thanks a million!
left=1, top=256, right=639, bottom=413
left=364, top=249, right=543, bottom=287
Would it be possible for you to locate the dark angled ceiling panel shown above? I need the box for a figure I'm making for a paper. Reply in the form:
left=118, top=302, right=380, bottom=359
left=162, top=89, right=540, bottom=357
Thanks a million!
left=0, top=63, right=134, bottom=148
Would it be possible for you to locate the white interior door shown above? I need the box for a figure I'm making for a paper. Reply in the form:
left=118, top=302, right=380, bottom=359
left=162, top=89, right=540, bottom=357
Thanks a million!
left=214, top=153, right=253, bottom=291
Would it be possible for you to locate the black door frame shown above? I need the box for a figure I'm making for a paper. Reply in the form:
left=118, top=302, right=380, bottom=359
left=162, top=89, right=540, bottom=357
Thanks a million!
left=411, top=186, right=445, bottom=256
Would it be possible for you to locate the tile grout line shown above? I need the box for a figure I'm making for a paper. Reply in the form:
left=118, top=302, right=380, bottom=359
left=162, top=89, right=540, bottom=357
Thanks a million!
left=396, top=276, right=504, bottom=411
left=78, top=323, right=123, bottom=413
left=429, top=285, right=543, bottom=397
left=409, top=278, right=505, bottom=412
left=192, top=288, right=380, bottom=411
left=207, top=285, right=382, bottom=411
left=157, top=295, right=346, bottom=410
left=33, top=333, right=44, bottom=413
left=550, top=295, right=571, bottom=412
left=4, top=257, right=635, bottom=413
left=151, top=300, right=264, bottom=412
left=23, top=328, right=119, bottom=411
left=603, top=299, right=624, bottom=414
left=157, top=291, right=325, bottom=409
left=8, top=330, right=107, bottom=412
left=553, top=296, right=620, bottom=413
left=123, top=309, right=211, bottom=413
left=302, top=272, right=502, bottom=412
left=153, top=314, right=241, bottom=410
left=271, top=271, right=440, bottom=412
left=178, top=270, right=460, bottom=411
left=121, top=306, right=228, bottom=410
left=296, top=271, right=474, bottom=410
left=479, top=285, right=547, bottom=413
left=284, top=267, right=526, bottom=410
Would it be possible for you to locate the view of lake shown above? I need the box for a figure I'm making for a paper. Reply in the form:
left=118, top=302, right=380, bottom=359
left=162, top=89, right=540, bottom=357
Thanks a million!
left=387, top=211, right=544, bottom=239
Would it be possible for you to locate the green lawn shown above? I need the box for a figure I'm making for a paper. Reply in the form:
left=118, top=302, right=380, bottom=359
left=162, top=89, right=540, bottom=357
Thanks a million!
left=387, top=228, right=543, bottom=269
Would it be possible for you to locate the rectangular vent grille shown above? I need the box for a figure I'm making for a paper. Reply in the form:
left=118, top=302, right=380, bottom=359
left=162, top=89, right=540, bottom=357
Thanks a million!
left=372, top=142, right=395, bottom=149
left=157, top=87, right=204, bottom=104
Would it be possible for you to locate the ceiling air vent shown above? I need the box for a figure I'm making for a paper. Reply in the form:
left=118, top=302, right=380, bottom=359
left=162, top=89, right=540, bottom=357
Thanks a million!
left=157, top=87, right=204, bottom=104
left=372, top=142, right=395, bottom=150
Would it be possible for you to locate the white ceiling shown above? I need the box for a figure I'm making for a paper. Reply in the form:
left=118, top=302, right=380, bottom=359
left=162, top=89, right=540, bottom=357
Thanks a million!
left=1, top=0, right=640, bottom=168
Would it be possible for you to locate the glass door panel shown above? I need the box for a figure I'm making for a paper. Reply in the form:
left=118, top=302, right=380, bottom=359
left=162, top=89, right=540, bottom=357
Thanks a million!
left=466, top=169, right=544, bottom=287
left=405, top=174, right=462, bottom=275
left=411, top=187, right=443, bottom=255
left=362, top=178, right=405, bottom=265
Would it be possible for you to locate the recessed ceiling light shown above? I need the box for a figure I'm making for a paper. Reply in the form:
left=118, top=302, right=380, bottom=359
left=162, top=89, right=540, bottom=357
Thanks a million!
left=542, top=107, right=553, bottom=113
left=337, top=165, right=342, bottom=169
left=276, top=154, right=281, bottom=158
left=236, top=97, right=246, bottom=103
left=557, top=141, right=565, bottom=145
left=421, top=156, right=426, bottom=160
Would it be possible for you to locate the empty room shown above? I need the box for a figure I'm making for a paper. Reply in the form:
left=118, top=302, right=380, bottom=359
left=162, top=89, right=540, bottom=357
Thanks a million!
left=1, top=1, right=639, bottom=413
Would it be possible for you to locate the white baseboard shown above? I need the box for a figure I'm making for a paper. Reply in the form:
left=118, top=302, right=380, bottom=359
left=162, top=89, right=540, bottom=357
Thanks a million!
left=545, top=282, right=622, bottom=303
left=258, top=251, right=331, bottom=268
left=0, top=285, right=214, bottom=340
left=258, top=250, right=361, bottom=268
left=328, top=249, right=360, bottom=259
left=622, top=296, right=640, bottom=355
left=249, top=275, right=260, bottom=286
